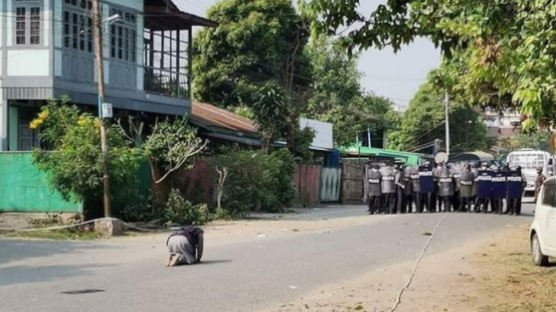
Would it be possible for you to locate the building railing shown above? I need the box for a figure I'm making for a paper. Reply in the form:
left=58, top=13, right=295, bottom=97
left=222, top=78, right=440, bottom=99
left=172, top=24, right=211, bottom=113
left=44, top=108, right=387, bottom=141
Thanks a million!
left=143, top=67, right=189, bottom=99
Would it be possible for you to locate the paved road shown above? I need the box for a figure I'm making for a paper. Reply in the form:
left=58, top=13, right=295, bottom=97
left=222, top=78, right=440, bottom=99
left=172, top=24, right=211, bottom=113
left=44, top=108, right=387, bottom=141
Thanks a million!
left=0, top=203, right=534, bottom=312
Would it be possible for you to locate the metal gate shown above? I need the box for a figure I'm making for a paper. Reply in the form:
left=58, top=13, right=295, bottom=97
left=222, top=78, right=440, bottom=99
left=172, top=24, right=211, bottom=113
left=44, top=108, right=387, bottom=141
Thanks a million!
left=320, top=167, right=341, bottom=202
left=341, top=159, right=366, bottom=203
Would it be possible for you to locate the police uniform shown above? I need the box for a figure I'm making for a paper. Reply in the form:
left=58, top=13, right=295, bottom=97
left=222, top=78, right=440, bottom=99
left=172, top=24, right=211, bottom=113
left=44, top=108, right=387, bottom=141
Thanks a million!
left=476, top=167, right=493, bottom=213
left=410, top=166, right=421, bottom=213
left=395, top=167, right=407, bottom=213
left=491, top=168, right=507, bottom=214
left=400, top=166, right=413, bottom=213
left=451, top=164, right=462, bottom=211
left=459, top=168, right=474, bottom=212
left=381, top=165, right=397, bottom=214
left=419, top=164, right=435, bottom=213
left=365, top=166, right=382, bottom=214
left=437, top=166, right=454, bottom=212
left=471, top=166, right=479, bottom=211
left=506, top=168, right=526, bottom=215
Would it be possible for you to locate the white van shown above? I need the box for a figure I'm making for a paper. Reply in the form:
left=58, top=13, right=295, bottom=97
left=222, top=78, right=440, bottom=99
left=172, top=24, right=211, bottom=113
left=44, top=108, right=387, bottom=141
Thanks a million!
left=530, top=177, right=556, bottom=265
left=507, top=149, right=555, bottom=193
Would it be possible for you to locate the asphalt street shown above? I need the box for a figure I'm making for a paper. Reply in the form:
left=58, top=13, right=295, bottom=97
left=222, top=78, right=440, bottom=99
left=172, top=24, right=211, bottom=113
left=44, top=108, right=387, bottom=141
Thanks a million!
left=0, top=202, right=535, bottom=312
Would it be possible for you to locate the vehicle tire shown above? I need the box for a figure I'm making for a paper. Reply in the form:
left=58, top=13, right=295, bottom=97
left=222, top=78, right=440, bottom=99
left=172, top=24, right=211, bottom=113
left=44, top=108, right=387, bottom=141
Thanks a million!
left=531, top=233, right=549, bottom=266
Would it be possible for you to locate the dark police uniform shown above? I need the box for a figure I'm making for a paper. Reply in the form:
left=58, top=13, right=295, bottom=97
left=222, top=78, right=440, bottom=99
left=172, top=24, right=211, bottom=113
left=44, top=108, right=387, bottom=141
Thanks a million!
left=476, top=169, right=493, bottom=213
left=452, top=164, right=462, bottom=211
left=506, top=169, right=526, bottom=215
left=366, top=167, right=382, bottom=214
left=491, top=169, right=507, bottom=214
left=419, top=165, right=435, bottom=213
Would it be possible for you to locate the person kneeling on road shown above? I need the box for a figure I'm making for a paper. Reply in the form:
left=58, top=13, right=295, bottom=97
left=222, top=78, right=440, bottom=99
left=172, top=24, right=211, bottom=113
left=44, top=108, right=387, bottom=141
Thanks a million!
left=166, top=225, right=204, bottom=267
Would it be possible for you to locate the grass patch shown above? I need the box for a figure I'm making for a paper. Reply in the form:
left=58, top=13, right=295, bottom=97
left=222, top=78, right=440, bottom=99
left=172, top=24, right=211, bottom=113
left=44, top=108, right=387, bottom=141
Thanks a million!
left=473, top=225, right=556, bottom=312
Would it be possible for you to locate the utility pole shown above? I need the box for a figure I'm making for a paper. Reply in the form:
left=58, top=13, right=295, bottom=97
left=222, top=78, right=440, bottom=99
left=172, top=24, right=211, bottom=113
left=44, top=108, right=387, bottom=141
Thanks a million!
left=92, top=0, right=111, bottom=218
left=367, top=127, right=371, bottom=148
left=444, top=91, right=450, bottom=157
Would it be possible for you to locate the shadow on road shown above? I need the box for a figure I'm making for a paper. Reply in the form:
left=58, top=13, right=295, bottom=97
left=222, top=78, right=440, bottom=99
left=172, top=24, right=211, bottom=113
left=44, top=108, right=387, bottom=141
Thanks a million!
left=199, top=259, right=232, bottom=265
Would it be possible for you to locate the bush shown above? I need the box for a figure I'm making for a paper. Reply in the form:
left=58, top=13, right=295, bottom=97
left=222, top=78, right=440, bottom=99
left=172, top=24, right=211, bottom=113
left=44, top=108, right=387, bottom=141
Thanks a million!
left=215, top=148, right=296, bottom=217
left=31, top=98, right=143, bottom=218
left=164, top=189, right=209, bottom=225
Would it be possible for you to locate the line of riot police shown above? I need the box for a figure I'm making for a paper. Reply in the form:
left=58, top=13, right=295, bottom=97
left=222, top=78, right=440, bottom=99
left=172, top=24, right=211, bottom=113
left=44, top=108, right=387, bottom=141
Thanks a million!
left=364, top=161, right=527, bottom=215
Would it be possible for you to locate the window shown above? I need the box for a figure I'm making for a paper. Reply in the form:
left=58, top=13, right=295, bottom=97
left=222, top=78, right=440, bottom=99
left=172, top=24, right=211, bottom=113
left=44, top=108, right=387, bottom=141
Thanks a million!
left=16, top=7, right=26, bottom=45
left=14, top=0, right=42, bottom=47
left=542, top=180, right=556, bottom=207
left=63, top=0, right=93, bottom=53
left=29, top=7, right=40, bottom=44
left=109, top=7, right=137, bottom=62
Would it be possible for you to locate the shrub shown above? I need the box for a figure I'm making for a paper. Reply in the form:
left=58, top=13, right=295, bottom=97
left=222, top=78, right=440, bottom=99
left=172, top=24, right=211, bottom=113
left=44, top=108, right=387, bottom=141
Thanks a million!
left=164, top=189, right=209, bottom=225
left=31, top=98, right=143, bottom=218
left=214, top=148, right=296, bottom=217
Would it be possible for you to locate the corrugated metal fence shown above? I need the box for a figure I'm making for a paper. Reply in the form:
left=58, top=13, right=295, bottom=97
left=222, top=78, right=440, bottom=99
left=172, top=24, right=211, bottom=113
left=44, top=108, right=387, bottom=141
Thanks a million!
left=0, top=152, right=82, bottom=213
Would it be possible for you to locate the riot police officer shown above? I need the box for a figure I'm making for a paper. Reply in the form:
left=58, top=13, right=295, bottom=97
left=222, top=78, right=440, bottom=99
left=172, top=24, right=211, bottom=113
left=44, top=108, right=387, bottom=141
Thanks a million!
left=365, top=164, right=382, bottom=215
left=476, top=162, right=492, bottom=213
left=471, top=163, right=479, bottom=211
left=437, top=163, right=454, bottom=212
left=381, top=164, right=397, bottom=214
left=401, top=165, right=413, bottom=213
left=491, top=165, right=507, bottom=214
left=410, top=166, right=421, bottom=213
left=451, top=163, right=462, bottom=211
left=506, top=166, right=526, bottom=215
left=395, top=165, right=408, bottom=213
left=459, top=163, right=474, bottom=212
left=419, top=163, right=435, bottom=213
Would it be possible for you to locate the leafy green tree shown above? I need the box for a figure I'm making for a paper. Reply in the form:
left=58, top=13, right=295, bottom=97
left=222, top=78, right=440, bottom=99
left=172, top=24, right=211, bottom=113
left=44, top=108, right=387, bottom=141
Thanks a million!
left=31, top=99, right=143, bottom=217
left=305, top=38, right=399, bottom=147
left=304, top=0, right=556, bottom=129
left=143, top=118, right=207, bottom=202
left=251, top=81, right=290, bottom=151
left=392, top=80, right=488, bottom=153
left=498, top=131, right=553, bottom=154
left=193, top=0, right=312, bottom=151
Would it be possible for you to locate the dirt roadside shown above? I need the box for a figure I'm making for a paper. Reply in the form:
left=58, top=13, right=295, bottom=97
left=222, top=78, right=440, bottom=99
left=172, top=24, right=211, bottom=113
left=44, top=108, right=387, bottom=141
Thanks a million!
left=261, top=222, right=543, bottom=312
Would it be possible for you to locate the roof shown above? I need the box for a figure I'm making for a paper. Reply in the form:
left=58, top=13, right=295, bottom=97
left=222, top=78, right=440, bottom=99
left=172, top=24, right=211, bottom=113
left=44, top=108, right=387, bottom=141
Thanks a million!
left=191, top=101, right=257, bottom=135
left=144, top=0, right=218, bottom=29
left=339, top=145, right=431, bottom=166
left=448, top=151, right=494, bottom=163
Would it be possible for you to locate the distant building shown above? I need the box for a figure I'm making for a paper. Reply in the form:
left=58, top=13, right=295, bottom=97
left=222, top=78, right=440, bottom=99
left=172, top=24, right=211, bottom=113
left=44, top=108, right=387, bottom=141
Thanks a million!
left=0, top=0, right=216, bottom=151
left=483, top=109, right=521, bottom=139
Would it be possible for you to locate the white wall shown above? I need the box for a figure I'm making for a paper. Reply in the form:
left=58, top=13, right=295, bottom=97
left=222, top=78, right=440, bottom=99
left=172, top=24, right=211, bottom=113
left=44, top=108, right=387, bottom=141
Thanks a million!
left=300, top=118, right=334, bottom=150
left=7, top=50, right=49, bottom=76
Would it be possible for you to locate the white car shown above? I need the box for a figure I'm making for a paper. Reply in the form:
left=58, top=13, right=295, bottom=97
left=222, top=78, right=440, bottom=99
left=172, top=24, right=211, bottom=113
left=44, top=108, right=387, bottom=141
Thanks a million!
left=530, top=177, right=556, bottom=266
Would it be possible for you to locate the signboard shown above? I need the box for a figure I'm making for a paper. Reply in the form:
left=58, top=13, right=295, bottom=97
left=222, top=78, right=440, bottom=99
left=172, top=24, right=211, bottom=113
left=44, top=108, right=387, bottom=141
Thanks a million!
left=102, top=103, right=113, bottom=118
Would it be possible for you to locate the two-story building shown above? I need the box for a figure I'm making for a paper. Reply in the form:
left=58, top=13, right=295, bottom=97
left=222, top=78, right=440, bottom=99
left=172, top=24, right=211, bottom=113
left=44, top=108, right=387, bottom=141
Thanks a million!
left=0, top=0, right=215, bottom=151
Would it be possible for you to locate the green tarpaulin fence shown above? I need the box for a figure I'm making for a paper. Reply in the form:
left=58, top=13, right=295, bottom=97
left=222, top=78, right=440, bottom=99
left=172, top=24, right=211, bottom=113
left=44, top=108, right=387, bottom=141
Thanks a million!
left=0, top=152, right=83, bottom=213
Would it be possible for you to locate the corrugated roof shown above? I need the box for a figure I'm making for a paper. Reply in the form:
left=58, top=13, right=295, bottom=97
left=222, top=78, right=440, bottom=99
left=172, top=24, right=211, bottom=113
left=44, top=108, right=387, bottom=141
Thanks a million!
left=191, top=101, right=257, bottom=134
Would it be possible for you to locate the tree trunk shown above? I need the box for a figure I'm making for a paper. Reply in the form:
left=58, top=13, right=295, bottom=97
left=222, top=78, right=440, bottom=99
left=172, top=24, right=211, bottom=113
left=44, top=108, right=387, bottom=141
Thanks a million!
left=149, top=160, right=170, bottom=204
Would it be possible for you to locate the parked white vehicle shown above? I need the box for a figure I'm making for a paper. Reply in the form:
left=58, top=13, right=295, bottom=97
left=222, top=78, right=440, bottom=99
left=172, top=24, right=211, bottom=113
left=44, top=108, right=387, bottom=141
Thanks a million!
left=507, top=149, right=555, bottom=193
left=530, top=177, right=556, bottom=266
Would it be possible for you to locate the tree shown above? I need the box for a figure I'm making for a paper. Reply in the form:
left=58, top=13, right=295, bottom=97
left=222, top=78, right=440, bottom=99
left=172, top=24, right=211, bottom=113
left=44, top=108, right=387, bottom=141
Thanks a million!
left=391, top=80, right=488, bottom=154
left=305, top=38, right=399, bottom=147
left=31, top=99, right=143, bottom=217
left=304, top=0, right=556, bottom=130
left=193, top=0, right=312, bottom=151
left=251, top=81, right=290, bottom=151
left=143, top=118, right=208, bottom=202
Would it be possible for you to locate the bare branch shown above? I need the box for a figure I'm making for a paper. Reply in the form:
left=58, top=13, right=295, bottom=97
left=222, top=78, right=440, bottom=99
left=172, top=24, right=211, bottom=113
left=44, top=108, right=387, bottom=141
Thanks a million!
left=154, top=139, right=208, bottom=184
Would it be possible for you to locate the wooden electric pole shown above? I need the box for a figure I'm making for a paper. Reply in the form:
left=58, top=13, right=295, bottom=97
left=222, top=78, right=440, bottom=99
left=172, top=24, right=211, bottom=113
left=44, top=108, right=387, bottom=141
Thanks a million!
left=92, top=0, right=111, bottom=217
left=444, top=91, right=450, bottom=157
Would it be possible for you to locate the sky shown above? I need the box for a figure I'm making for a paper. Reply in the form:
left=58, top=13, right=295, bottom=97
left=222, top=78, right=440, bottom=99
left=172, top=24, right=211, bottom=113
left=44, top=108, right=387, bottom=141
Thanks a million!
left=175, top=0, right=441, bottom=110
